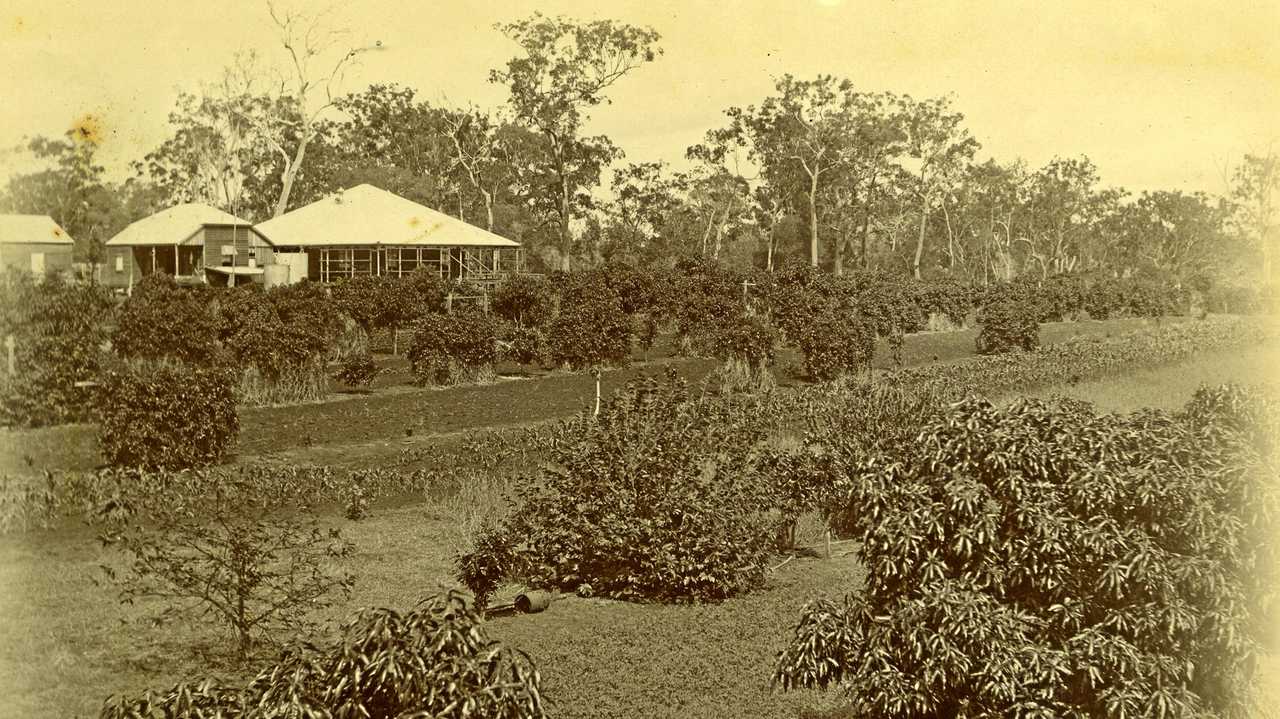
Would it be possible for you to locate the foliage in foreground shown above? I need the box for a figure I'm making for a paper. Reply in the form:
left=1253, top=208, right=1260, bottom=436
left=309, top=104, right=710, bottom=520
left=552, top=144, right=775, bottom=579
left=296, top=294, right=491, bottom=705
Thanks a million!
left=774, top=387, right=1279, bottom=718
left=0, top=271, right=113, bottom=427
left=457, top=371, right=778, bottom=606
left=100, top=591, right=544, bottom=719
left=98, top=472, right=355, bottom=661
left=97, top=361, right=239, bottom=469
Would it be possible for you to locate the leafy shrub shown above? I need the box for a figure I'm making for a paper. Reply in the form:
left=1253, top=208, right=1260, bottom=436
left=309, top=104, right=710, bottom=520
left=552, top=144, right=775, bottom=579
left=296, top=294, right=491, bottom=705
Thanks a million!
left=220, top=290, right=288, bottom=376
left=334, top=350, right=380, bottom=388
left=911, top=277, right=974, bottom=327
left=409, top=310, right=498, bottom=386
left=601, top=263, right=666, bottom=354
left=456, top=372, right=776, bottom=606
left=800, top=379, right=952, bottom=538
left=99, top=472, right=354, bottom=661
left=220, top=282, right=340, bottom=405
left=97, top=362, right=238, bottom=469
left=330, top=273, right=436, bottom=355
left=704, top=313, right=778, bottom=393
left=500, top=323, right=548, bottom=366
left=757, top=260, right=838, bottom=345
left=774, top=390, right=1279, bottom=717
left=548, top=273, right=632, bottom=369
left=113, top=274, right=221, bottom=365
left=1039, top=274, right=1088, bottom=321
left=100, top=591, right=544, bottom=718
left=755, top=448, right=827, bottom=548
left=0, top=273, right=113, bottom=427
left=267, top=281, right=343, bottom=363
left=845, top=270, right=924, bottom=337
left=975, top=290, right=1040, bottom=354
left=795, top=313, right=876, bottom=381
left=1206, top=284, right=1264, bottom=314
left=492, top=274, right=555, bottom=328
left=405, top=268, right=449, bottom=315
left=667, top=259, right=747, bottom=351
left=329, top=274, right=386, bottom=332
left=1123, top=276, right=1185, bottom=317
left=1083, top=276, right=1126, bottom=320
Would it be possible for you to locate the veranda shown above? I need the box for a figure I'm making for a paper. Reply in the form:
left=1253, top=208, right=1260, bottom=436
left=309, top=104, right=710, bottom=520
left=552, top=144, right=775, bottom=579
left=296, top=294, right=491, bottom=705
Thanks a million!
left=316, top=245, right=525, bottom=285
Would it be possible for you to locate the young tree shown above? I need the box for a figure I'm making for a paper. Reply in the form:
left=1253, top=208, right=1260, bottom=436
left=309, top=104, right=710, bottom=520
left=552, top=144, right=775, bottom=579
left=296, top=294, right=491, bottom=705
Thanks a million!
left=491, top=13, right=662, bottom=271
left=99, top=473, right=355, bottom=662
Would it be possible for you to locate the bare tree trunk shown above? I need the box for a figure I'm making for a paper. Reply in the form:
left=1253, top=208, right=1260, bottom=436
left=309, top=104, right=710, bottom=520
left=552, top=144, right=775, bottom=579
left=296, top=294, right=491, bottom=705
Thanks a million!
left=913, top=195, right=928, bottom=280
left=808, top=175, right=820, bottom=267
left=273, top=134, right=311, bottom=218
left=559, top=174, right=572, bottom=272
left=858, top=195, right=874, bottom=270
left=482, top=188, right=495, bottom=232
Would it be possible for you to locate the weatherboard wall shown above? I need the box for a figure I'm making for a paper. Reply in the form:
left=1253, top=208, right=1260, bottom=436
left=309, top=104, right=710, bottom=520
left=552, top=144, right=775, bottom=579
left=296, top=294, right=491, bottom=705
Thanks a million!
left=0, top=242, right=73, bottom=276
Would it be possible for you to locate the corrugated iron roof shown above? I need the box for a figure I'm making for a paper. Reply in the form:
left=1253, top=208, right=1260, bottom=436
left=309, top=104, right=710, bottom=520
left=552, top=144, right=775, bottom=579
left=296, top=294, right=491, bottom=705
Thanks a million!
left=105, top=204, right=252, bottom=247
left=254, top=184, right=521, bottom=248
left=0, top=214, right=75, bottom=245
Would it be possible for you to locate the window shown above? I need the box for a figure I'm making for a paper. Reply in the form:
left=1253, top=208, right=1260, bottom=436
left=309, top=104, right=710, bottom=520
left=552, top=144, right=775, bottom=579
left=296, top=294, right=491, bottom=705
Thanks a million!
left=30, top=252, right=44, bottom=275
left=115, top=255, right=124, bottom=272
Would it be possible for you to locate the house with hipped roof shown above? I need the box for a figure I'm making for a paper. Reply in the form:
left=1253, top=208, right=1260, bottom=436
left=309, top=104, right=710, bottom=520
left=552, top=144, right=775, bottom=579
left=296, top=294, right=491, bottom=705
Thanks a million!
left=103, top=185, right=524, bottom=292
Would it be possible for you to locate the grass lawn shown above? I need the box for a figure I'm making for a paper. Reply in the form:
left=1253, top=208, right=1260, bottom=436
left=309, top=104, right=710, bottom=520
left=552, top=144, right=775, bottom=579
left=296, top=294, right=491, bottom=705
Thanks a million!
left=0, top=316, right=1186, bottom=477
left=1020, top=340, right=1278, bottom=412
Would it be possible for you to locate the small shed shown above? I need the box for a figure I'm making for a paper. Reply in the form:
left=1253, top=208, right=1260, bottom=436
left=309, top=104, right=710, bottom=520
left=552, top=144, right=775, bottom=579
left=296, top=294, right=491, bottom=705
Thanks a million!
left=103, top=204, right=270, bottom=290
left=253, top=184, right=523, bottom=285
left=0, top=215, right=75, bottom=276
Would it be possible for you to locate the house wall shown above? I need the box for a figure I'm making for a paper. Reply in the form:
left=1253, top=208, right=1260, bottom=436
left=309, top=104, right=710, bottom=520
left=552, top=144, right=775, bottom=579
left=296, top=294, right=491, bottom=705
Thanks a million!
left=203, top=227, right=274, bottom=271
left=0, top=243, right=74, bottom=276
left=101, top=245, right=203, bottom=290
left=102, top=246, right=143, bottom=289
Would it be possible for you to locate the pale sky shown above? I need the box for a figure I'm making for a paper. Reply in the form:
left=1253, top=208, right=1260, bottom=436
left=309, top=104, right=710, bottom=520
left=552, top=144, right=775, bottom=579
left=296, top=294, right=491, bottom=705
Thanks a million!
left=1, top=0, right=1277, bottom=197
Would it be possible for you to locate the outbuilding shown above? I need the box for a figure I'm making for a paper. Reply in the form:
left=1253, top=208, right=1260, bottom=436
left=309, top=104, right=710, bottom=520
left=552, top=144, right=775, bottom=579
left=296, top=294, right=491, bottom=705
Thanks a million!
left=0, top=214, right=75, bottom=276
left=103, top=204, right=271, bottom=291
left=253, top=184, right=523, bottom=285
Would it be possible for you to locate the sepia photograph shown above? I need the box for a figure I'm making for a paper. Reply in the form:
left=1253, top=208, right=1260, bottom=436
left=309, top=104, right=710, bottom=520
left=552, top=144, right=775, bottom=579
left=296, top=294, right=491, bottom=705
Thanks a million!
left=1, top=0, right=1278, bottom=716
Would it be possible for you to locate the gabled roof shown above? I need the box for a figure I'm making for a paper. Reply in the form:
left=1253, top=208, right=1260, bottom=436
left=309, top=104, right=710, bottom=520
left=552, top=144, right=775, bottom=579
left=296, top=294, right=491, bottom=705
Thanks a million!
left=105, top=204, right=252, bottom=247
left=254, top=184, right=521, bottom=248
left=0, top=214, right=74, bottom=245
